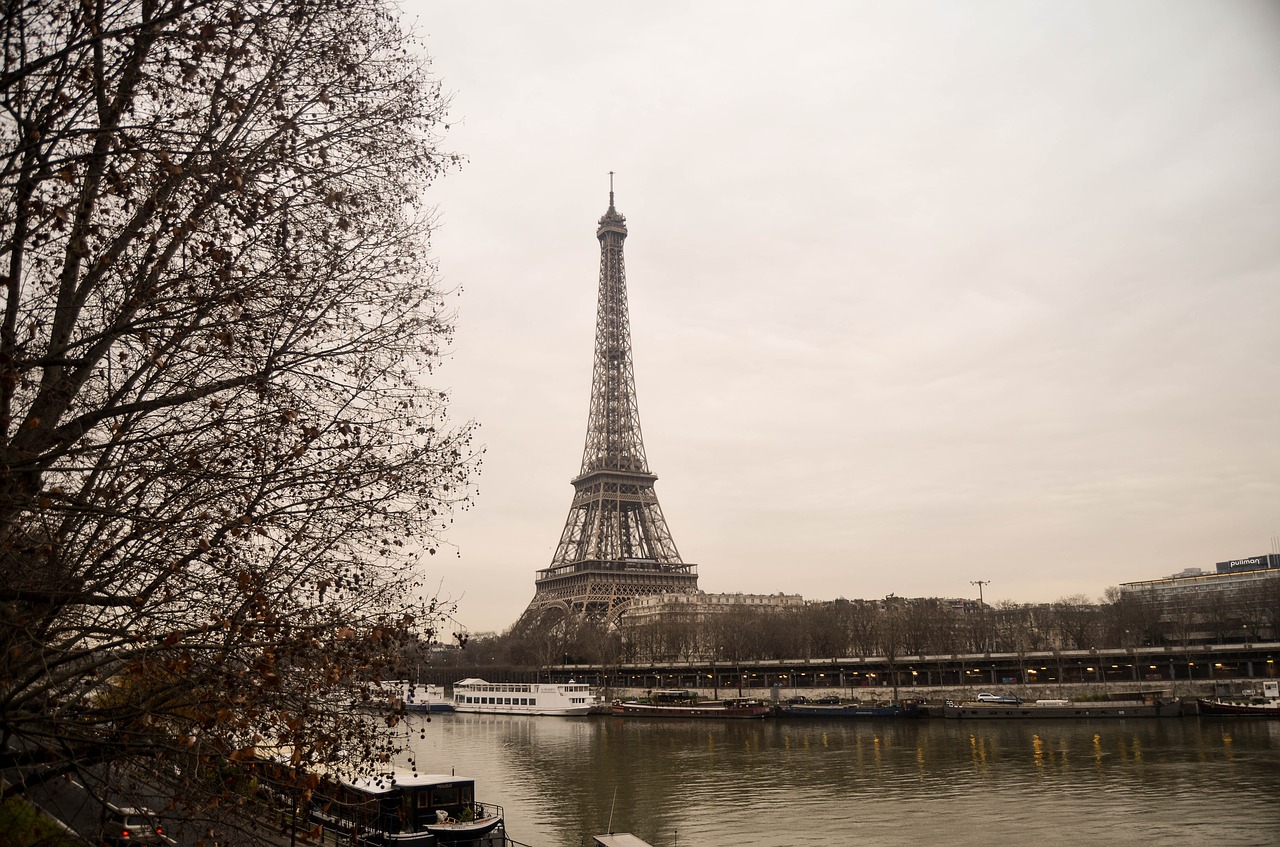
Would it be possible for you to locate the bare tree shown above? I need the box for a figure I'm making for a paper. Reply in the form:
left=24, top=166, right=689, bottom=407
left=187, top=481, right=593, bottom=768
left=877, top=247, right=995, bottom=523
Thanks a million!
left=1236, top=576, right=1280, bottom=642
left=899, top=598, right=957, bottom=655
left=989, top=600, right=1040, bottom=653
left=1051, top=594, right=1100, bottom=649
left=1, top=0, right=475, bottom=839
left=1165, top=596, right=1199, bottom=649
left=877, top=597, right=904, bottom=699
left=1196, top=589, right=1240, bottom=644
left=843, top=598, right=880, bottom=657
left=797, top=601, right=847, bottom=659
left=1100, top=585, right=1165, bottom=647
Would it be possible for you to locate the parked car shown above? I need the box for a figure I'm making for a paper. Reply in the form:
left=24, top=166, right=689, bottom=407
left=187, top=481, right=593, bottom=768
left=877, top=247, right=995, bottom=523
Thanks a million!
left=101, top=806, right=165, bottom=845
left=814, top=694, right=841, bottom=705
left=976, top=692, right=1021, bottom=704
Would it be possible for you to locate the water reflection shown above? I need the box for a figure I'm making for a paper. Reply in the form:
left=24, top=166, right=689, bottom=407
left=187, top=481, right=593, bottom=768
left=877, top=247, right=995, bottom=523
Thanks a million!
left=402, top=715, right=1280, bottom=847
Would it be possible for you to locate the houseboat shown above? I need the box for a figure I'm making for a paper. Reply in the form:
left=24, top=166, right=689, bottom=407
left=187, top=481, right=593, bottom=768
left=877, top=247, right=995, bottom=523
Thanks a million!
left=311, top=771, right=503, bottom=845
left=400, top=682, right=454, bottom=713
left=611, top=690, right=769, bottom=719
left=1197, top=680, right=1280, bottom=717
left=450, top=678, right=599, bottom=716
left=348, top=681, right=454, bottom=713
left=942, top=695, right=1182, bottom=719
left=778, top=699, right=925, bottom=718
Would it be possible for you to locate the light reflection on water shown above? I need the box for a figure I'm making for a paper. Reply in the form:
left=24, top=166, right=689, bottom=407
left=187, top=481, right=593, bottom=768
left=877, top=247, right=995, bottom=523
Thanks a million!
left=400, top=715, right=1280, bottom=847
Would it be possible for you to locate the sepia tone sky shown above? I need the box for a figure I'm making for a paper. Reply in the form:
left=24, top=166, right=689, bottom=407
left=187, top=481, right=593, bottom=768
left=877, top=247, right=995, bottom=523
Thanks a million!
left=400, top=0, right=1280, bottom=635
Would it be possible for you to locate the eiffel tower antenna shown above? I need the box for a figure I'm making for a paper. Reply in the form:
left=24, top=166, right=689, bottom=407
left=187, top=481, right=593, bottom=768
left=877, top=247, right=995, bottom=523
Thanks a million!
left=520, top=179, right=699, bottom=624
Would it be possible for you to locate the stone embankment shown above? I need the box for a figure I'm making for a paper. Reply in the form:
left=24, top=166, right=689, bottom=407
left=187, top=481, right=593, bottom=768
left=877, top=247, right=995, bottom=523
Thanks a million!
left=602, top=679, right=1221, bottom=704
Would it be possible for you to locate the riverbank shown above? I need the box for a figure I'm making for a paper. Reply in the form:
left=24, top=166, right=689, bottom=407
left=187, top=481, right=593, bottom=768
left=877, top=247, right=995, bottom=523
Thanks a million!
left=599, top=678, right=1219, bottom=706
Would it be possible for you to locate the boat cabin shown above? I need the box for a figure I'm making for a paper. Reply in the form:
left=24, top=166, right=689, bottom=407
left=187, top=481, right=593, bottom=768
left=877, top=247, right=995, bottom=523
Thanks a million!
left=650, top=689, right=699, bottom=704
left=315, top=773, right=493, bottom=844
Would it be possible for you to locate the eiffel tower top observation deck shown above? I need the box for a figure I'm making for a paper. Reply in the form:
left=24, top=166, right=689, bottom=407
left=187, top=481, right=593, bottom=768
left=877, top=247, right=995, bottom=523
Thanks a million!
left=523, top=181, right=699, bottom=623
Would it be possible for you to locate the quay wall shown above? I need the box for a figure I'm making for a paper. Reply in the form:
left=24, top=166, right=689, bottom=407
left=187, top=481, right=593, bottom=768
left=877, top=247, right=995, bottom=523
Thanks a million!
left=596, top=679, right=1224, bottom=704
left=428, top=642, right=1278, bottom=696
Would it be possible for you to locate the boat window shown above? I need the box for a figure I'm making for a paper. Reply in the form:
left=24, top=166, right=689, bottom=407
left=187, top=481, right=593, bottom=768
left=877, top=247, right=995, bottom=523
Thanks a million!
left=433, top=787, right=459, bottom=806
left=415, top=792, right=430, bottom=808
left=530, top=698, right=536, bottom=706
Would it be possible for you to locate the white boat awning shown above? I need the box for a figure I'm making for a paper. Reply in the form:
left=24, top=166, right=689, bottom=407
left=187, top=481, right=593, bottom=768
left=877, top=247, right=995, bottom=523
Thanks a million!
left=593, top=835, right=655, bottom=847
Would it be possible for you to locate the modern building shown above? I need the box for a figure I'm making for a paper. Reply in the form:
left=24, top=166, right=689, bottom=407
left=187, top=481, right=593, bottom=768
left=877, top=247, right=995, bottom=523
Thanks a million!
left=1119, top=566, right=1280, bottom=602
left=1215, top=553, right=1280, bottom=574
left=1118, top=556, right=1280, bottom=644
left=1123, top=549, right=1280, bottom=600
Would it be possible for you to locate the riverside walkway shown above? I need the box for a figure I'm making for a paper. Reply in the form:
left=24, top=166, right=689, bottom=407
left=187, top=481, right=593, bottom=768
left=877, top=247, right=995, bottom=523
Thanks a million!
left=426, top=641, right=1278, bottom=697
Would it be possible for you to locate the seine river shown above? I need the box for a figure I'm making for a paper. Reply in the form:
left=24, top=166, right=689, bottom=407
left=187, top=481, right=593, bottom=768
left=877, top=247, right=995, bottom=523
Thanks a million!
left=398, top=712, right=1280, bottom=847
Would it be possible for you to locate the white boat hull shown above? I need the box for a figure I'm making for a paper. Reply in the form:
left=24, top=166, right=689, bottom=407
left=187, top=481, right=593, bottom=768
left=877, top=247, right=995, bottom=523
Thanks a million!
left=450, top=678, right=599, bottom=716
left=452, top=703, right=592, bottom=716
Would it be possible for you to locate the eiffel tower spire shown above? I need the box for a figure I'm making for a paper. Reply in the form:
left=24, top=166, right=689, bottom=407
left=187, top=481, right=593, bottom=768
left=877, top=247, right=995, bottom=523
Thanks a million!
left=522, top=180, right=699, bottom=623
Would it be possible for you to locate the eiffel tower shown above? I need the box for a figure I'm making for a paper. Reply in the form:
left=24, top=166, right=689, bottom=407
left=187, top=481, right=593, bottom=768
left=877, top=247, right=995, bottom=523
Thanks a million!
left=521, top=180, right=699, bottom=624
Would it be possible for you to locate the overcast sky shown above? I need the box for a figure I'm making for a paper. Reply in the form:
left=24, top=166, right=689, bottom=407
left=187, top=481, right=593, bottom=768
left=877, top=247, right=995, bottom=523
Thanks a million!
left=399, top=0, right=1280, bottom=635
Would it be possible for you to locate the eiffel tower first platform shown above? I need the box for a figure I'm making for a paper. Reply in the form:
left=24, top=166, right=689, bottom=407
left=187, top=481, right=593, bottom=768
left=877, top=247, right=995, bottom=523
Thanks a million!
left=521, top=183, right=699, bottom=624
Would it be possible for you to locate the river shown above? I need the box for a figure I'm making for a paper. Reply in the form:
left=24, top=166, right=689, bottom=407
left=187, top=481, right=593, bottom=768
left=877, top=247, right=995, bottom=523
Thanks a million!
left=396, top=712, right=1280, bottom=847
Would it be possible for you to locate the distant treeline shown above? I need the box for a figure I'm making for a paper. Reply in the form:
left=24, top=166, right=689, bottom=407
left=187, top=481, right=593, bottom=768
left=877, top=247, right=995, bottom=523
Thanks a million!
left=426, top=579, right=1280, bottom=669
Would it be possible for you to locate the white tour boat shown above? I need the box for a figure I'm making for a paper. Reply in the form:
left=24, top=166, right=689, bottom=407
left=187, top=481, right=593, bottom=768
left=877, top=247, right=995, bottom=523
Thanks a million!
left=451, top=678, right=599, bottom=716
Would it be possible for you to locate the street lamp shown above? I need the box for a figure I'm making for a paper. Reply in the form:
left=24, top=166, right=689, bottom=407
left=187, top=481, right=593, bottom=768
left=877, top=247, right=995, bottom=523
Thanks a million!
left=971, top=580, right=990, bottom=651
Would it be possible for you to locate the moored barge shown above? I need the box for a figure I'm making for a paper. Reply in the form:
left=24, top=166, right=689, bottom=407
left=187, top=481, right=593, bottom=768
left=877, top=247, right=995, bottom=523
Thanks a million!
left=778, top=699, right=925, bottom=718
left=942, top=697, right=1181, bottom=719
left=611, top=690, right=769, bottom=719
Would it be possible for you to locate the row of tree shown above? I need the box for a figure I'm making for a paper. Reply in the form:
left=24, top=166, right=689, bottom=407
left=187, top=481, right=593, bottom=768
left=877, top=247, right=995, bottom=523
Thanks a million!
left=462, top=579, right=1280, bottom=668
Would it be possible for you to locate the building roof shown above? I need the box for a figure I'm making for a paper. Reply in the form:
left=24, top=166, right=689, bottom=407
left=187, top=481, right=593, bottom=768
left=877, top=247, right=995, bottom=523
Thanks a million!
left=593, top=835, right=656, bottom=847
left=341, top=773, right=471, bottom=793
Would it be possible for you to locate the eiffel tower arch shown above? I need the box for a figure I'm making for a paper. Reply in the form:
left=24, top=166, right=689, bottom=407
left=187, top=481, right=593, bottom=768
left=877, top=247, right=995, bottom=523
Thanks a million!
left=519, top=181, right=699, bottom=627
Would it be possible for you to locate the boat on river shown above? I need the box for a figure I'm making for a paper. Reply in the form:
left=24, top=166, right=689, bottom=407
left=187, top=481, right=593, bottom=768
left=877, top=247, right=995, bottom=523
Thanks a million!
left=342, top=680, right=454, bottom=714
left=451, top=678, right=599, bottom=715
left=1197, top=698, right=1280, bottom=717
left=611, top=690, right=769, bottom=719
left=942, top=697, right=1181, bottom=719
left=778, top=699, right=925, bottom=718
left=384, top=681, right=454, bottom=713
left=310, top=771, right=504, bottom=845
left=1197, top=681, right=1280, bottom=717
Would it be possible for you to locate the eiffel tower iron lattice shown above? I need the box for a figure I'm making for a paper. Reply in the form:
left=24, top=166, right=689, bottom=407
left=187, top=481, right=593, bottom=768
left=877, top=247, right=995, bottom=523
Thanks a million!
left=521, top=183, right=699, bottom=624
